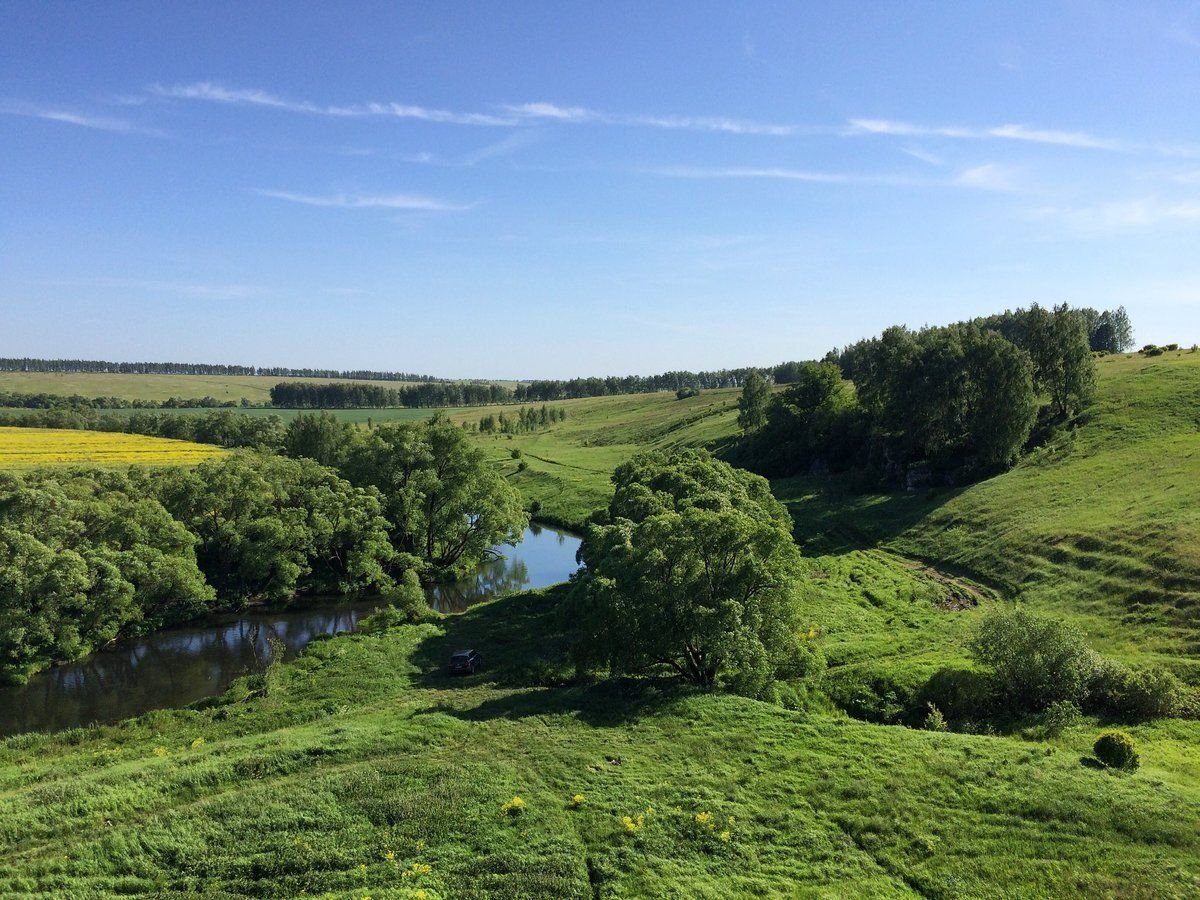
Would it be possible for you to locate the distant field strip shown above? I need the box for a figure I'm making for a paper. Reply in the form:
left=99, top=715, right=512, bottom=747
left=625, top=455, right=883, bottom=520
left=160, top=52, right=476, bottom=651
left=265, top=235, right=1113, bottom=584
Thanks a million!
left=0, top=427, right=223, bottom=468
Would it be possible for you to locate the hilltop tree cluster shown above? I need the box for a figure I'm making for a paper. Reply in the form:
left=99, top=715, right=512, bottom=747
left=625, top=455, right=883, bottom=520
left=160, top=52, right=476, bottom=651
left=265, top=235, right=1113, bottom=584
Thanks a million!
left=0, top=416, right=527, bottom=683
left=477, top=405, right=566, bottom=434
left=742, top=303, right=1102, bottom=484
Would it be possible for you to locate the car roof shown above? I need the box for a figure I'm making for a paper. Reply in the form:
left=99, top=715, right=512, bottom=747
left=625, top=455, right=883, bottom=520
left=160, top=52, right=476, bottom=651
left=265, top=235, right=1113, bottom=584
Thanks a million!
left=451, top=649, right=476, bottom=656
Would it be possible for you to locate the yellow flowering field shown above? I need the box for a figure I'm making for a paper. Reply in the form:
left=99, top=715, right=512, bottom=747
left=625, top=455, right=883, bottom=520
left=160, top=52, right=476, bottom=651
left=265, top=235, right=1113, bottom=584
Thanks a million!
left=0, top=427, right=223, bottom=468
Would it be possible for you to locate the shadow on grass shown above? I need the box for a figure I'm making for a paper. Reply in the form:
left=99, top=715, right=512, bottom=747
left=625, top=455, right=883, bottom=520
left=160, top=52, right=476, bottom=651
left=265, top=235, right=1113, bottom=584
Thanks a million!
left=770, top=474, right=969, bottom=555
left=410, top=584, right=687, bottom=726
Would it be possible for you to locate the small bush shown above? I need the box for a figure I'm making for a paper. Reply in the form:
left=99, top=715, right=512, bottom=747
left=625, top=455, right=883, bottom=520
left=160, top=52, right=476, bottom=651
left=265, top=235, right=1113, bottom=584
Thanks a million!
left=921, top=703, right=948, bottom=732
left=1141, top=344, right=1164, bottom=356
left=1093, top=731, right=1139, bottom=770
left=1165, top=343, right=1179, bottom=351
left=511, top=448, right=522, bottom=459
left=517, top=460, right=528, bottom=472
left=1039, top=700, right=1083, bottom=736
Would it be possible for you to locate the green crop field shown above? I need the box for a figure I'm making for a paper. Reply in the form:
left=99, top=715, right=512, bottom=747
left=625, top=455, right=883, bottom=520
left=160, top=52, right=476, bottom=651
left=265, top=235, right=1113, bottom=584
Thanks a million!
left=0, top=372, right=517, bottom=405
left=1, top=353, right=1198, bottom=897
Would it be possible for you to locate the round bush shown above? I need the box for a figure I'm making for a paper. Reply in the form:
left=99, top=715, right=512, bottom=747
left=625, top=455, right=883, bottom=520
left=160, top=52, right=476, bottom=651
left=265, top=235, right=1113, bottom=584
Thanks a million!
left=1093, top=731, right=1139, bottom=770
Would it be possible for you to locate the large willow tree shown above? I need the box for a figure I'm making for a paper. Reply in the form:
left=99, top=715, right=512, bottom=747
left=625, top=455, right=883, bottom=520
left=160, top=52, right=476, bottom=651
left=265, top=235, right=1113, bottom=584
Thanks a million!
left=567, top=449, right=810, bottom=694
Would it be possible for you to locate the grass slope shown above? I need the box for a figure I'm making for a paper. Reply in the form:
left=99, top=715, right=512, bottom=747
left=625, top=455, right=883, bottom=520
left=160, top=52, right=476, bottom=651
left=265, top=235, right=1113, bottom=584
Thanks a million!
left=450, top=389, right=746, bottom=527
left=775, top=352, right=1200, bottom=675
left=1, top=588, right=1197, bottom=898
left=0, top=426, right=224, bottom=468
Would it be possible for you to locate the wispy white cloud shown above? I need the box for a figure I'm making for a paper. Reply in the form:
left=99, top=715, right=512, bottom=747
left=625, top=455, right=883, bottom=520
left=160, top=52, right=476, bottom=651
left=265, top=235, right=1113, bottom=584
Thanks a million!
left=155, top=82, right=843, bottom=137
left=953, top=163, right=1022, bottom=192
left=848, top=117, right=1124, bottom=151
left=643, top=165, right=915, bottom=185
left=900, top=145, right=945, bottom=166
left=504, top=101, right=813, bottom=136
left=253, top=189, right=471, bottom=211
left=153, top=82, right=515, bottom=126
left=1028, top=197, right=1200, bottom=234
left=1, top=102, right=163, bottom=136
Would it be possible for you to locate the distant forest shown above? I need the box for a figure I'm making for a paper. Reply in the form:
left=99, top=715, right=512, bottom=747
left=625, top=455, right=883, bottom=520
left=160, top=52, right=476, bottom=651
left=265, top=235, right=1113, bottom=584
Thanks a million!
left=268, top=364, right=808, bottom=409
left=0, top=358, right=445, bottom=382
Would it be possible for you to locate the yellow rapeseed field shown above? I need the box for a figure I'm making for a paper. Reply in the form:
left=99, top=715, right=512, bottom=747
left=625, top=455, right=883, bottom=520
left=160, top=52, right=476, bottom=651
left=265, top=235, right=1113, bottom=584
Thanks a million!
left=0, top=427, right=224, bottom=468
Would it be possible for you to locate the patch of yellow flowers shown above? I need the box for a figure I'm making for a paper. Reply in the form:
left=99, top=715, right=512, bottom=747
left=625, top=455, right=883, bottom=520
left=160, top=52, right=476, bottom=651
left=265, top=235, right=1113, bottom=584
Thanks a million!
left=622, top=804, right=655, bottom=835
left=695, top=811, right=736, bottom=843
left=569, top=793, right=586, bottom=808
left=500, top=795, right=526, bottom=817
left=401, top=862, right=432, bottom=880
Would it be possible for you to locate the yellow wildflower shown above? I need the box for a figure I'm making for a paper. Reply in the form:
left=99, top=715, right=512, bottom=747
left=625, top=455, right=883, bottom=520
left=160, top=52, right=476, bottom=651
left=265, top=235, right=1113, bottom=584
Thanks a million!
left=190, top=737, right=205, bottom=749
left=570, top=793, right=586, bottom=807
left=695, top=811, right=714, bottom=829
left=384, top=850, right=396, bottom=862
left=415, top=839, right=427, bottom=852
left=153, top=746, right=169, bottom=758
left=414, top=892, right=428, bottom=900
left=719, top=830, right=732, bottom=842
left=500, top=796, right=526, bottom=816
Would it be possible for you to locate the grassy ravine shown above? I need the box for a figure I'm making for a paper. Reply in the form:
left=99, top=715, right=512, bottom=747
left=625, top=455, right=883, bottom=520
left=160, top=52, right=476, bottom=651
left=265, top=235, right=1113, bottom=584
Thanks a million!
left=1, top=589, right=1197, bottom=898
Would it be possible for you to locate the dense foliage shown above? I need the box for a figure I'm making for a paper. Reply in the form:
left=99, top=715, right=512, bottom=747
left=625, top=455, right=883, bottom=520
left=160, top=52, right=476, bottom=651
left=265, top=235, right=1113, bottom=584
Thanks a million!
left=140, top=453, right=395, bottom=603
left=0, top=469, right=214, bottom=682
left=567, top=449, right=814, bottom=693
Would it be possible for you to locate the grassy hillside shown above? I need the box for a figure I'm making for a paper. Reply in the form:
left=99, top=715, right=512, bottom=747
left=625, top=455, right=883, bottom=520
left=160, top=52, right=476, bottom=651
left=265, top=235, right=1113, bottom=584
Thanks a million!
left=0, top=426, right=224, bottom=468
left=449, top=388, right=747, bottom=527
left=1, top=588, right=1197, bottom=898
left=775, top=352, right=1200, bottom=675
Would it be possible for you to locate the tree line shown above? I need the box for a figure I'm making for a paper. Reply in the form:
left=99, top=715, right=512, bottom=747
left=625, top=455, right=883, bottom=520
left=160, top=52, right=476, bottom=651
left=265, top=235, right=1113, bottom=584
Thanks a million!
left=0, top=357, right=444, bottom=381
left=738, top=303, right=1110, bottom=485
left=0, top=390, right=255, bottom=410
left=0, top=414, right=528, bottom=683
left=269, top=381, right=512, bottom=409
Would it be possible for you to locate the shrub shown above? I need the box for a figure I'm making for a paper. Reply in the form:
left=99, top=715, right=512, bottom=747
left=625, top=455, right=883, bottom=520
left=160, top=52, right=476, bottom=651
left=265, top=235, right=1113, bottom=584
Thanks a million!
left=1141, top=344, right=1163, bottom=356
left=517, top=460, right=528, bottom=472
left=970, top=609, right=1095, bottom=712
left=1039, top=700, right=1083, bottom=736
left=1089, top=658, right=1185, bottom=720
left=1093, top=731, right=1139, bottom=770
left=922, top=703, right=948, bottom=732
left=511, top=448, right=522, bottom=459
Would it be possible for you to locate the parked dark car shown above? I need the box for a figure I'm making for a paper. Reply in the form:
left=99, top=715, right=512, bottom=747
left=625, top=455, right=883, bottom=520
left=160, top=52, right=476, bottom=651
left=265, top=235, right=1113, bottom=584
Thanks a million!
left=448, top=649, right=483, bottom=675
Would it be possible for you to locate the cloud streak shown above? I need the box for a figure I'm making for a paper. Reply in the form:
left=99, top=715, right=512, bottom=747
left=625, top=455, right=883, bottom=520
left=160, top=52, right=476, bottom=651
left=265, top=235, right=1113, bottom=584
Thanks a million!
left=154, top=83, right=816, bottom=136
left=253, top=189, right=471, bottom=211
left=1028, top=198, right=1200, bottom=234
left=848, top=117, right=1124, bottom=151
left=502, top=101, right=815, bottom=136
left=1, top=102, right=163, bottom=136
left=153, top=82, right=514, bottom=126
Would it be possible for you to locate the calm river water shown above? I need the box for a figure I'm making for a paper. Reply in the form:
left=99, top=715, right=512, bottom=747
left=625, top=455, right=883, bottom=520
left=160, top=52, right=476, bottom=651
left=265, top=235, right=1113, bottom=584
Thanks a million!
left=0, top=524, right=580, bottom=737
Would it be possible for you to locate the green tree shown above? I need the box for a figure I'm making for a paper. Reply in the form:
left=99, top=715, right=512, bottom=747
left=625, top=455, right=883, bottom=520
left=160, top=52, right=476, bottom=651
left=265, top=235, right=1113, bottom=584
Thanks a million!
left=737, top=370, right=772, bottom=433
left=344, top=418, right=528, bottom=576
left=1024, top=304, right=1096, bottom=418
left=567, top=450, right=808, bottom=693
left=283, top=411, right=356, bottom=468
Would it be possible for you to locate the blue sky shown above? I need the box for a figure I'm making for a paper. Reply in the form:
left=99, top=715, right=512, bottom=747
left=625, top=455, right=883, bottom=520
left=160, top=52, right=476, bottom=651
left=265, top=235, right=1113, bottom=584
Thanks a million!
left=2, top=1, right=1199, bottom=378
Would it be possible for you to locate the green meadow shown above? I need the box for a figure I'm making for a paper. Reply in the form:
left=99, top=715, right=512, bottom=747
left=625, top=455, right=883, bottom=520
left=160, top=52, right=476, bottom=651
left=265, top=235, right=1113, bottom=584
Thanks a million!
left=1, top=352, right=1198, bottom=896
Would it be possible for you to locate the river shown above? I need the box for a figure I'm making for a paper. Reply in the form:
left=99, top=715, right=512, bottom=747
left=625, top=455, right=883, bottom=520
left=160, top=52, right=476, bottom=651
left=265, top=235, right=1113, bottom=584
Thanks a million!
left=0, top=524, right=581, bottom=737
